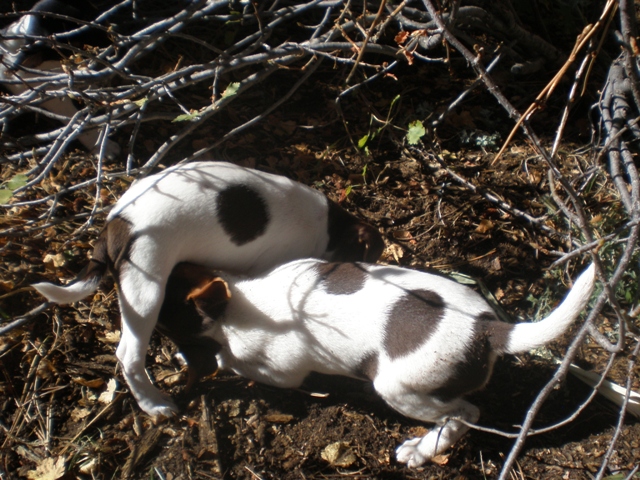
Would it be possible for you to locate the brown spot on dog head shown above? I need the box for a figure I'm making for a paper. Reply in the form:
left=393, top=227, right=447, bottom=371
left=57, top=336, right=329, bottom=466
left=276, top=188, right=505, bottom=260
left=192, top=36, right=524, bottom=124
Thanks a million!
left=431, top=320, right=499, bottom=401
left=325, top=201, right=384, bottom=263
left=217, top=184, right=270, bottom=245
left=354, top=352, right=379, bottom=380
left=384, top=290, right=445, bottom=359
left=315, top=262, right=368, bottom=295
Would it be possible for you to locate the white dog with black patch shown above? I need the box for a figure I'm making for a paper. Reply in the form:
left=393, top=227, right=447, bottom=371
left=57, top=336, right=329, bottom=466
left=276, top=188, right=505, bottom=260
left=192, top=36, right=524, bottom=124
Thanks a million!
left=33, top=161, right=384, bottom=417
left=157, top=259, right=596, bottom=468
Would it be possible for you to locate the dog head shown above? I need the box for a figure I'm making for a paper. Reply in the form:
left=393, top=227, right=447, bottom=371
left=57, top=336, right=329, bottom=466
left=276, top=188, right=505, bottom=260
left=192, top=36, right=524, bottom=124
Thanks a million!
left=156, top=263, right=231, bottom=390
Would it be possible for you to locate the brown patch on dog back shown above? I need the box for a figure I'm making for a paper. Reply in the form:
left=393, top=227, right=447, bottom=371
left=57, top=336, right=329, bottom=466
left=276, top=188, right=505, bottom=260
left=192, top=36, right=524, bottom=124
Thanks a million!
left=216, top=184, right=270, bottom=245
left=315, top=262, right=367, bottom=295
left=354, top=352, right=379, bottom=380
left=384, top=290, right=444, bottom=359
left=326, top=200, right=384, bottom=262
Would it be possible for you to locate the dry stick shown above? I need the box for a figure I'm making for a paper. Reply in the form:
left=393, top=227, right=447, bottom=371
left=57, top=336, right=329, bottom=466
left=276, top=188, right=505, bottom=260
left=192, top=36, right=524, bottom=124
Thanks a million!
left=416, top=149, right=572, bottom=242
left=453, top=350, right=617, bottom=439
left=618, top=0, right=640, bottom=112
left=550, top=48, right=594, bottom=158
left=417, top=1, right=611, bottom=476
left=432, top=51, right=503, bottom=127
left=0, top=302, right=52, bottom=336
left=422, top=0, right=596, bottom=244
left=137, top=64, right=280, bottom=175
left=502, top=220, right=640, bottom=480
left=595, top=340, right=640, bottom=480
left=345, top=0, right=387, bottom=84
left=12, top=109, right=93, bottom=195
left=600, top=63, right=635, bottom=214
left=493, top=0, right=618, bottom=163
left=550, top=223, right=636, bottom=268
left=181, top=58, right=325, bottom=165
left=547, top=169, right=582, bottom=228
left=58, top=393, right=126, bottom=456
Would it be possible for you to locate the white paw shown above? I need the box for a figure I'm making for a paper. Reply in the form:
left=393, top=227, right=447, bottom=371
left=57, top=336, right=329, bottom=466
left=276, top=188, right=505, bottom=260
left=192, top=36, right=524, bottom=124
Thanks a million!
left=137, top=394, right=178, bottom=419
left=396, top=437, right=428, bottom=468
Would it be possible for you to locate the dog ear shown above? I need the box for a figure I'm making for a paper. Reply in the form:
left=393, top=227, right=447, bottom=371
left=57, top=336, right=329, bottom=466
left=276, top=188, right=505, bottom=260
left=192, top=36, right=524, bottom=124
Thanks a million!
left=187, top=277, right=231, bottom=310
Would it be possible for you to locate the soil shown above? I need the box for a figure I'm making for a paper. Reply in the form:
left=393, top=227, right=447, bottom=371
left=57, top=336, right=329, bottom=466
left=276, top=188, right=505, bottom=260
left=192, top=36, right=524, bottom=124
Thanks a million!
left=1, top=17, right=639, bottom=480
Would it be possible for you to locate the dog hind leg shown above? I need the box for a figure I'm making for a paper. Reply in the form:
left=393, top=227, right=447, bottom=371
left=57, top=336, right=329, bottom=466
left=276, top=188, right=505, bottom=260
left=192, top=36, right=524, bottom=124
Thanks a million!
left=375, top=379, right=479, bottom=467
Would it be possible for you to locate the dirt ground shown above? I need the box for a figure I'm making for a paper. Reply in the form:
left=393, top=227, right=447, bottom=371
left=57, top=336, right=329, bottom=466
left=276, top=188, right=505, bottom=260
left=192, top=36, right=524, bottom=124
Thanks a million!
left=1, top=14, right=640, bottom=479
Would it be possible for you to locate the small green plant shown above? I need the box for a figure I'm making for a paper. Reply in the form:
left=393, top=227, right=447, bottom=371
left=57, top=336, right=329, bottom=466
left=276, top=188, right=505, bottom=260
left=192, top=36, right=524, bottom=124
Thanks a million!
left=0, top=173, right=28, bottom=203
left=406, top=119, right=426, bottom=145
left=358, top=94, right=401, bottom=154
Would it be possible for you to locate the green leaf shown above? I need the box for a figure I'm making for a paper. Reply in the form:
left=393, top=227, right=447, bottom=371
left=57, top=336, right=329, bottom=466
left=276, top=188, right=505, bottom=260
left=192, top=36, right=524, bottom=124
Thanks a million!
left=406, top=120, right=426, bottom=145
left=134, top=97, right=148, bottom=107
left=344, top=185, right=353, bottom=198
left=222, top=82, right=241, bottom=98
left=7, top=173, right=28, bottom=190
left=0, top=188, right=12, bottom=204
left=172, top=112, right=200, bottom=123
left=358, top=134, right=369, bottom=149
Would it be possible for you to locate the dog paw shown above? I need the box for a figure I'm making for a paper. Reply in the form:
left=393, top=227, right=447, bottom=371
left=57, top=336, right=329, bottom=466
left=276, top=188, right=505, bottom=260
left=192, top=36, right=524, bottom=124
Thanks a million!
left=396, top=437, right=428, bottom=468
left=137, top=395, right=178, bottom=419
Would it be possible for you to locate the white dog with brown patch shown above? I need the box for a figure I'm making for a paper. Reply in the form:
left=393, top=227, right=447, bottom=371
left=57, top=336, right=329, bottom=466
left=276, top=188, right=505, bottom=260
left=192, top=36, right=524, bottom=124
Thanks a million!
left=157, top=259, right=595, bottom=468
left=33, top=161, right=384, bottom=417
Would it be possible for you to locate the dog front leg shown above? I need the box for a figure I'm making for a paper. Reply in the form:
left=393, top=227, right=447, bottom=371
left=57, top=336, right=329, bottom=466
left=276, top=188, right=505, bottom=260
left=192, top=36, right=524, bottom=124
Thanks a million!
left=116, top=277, right=177, bottom=417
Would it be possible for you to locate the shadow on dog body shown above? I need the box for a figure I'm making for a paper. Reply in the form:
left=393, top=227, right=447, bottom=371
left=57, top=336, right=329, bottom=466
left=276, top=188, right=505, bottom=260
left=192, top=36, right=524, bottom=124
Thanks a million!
left=33, top=161, right=384, bottom=416
left=159, top=259, right=596, bottom=467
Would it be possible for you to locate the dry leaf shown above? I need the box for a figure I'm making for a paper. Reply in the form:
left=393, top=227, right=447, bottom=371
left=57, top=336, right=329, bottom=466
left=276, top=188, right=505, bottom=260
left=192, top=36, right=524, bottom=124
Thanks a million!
left=321, top=442, right=357, bottom=467
left=431, top=453, right=450, bottom=465
left=475, top=219, right=494, bottom=233
left=42, top=253, right=66, bottom=268
left=72, top=377, right=105, bottom=389
left=98, top=378, right=118, bottom=405
left=395, top=30, right=409, bottom=44
left=392, top=230, right=413, bottom=240
left=101, top=331, right=121, bottom=344
left=263, top=413, right=294, bottom=424
left=70, top=407, right=91, bottom=422
left=387, top=243, right=404, bottom=263
left=27, top=456, right=66, bottom=480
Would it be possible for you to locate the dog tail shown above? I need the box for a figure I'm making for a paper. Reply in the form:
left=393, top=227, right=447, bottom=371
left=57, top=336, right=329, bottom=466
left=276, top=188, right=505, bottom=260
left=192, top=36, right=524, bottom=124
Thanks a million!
left=33, top=261, right=104, bottom=304
left=497, top=264, right=596, bottom=354
left=32, top=218, right=131, bottom=304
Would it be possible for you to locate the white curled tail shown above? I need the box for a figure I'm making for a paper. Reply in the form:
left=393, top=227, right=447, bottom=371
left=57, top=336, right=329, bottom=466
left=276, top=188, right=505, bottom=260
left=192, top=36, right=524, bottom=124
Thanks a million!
left=33, top=275, right=101, bottom=304
left=503, top=264, right=596, bottom=354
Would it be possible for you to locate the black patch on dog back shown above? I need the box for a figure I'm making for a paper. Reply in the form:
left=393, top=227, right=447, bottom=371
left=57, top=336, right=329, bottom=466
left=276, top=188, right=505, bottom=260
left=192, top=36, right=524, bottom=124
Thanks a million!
left=315, top=262, right=367, bottom=295
left=216, top=184, right=270, bottom=246
left=384, top=289, right=445, bottom=359
left=431, top=320, right=496, bottom=401
left=354, top=352, right=379, bottom=380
